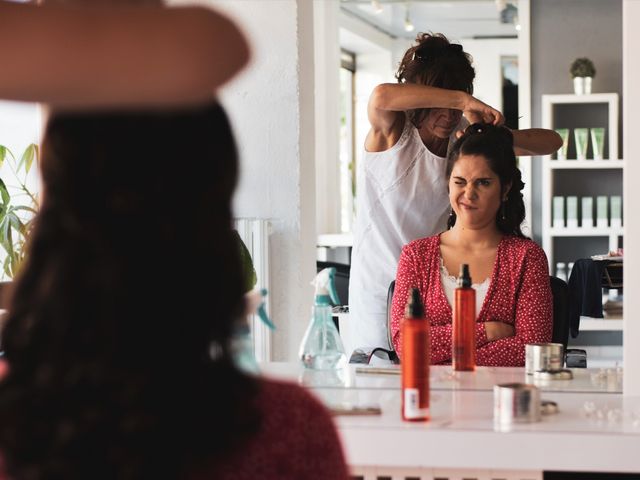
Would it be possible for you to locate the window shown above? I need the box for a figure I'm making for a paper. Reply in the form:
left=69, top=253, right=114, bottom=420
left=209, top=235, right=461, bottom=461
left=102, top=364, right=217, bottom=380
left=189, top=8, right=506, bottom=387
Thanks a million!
left=339, top=50, right=356, bottom=233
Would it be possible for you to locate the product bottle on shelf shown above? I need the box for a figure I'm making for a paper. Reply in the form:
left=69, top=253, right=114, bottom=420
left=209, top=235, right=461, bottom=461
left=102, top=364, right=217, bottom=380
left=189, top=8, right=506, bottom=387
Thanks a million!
left=453, top=264, right=476, bottom=372
left=401, top=288, right=430, bottom=421
left=556, top=262, right=567, bottom=283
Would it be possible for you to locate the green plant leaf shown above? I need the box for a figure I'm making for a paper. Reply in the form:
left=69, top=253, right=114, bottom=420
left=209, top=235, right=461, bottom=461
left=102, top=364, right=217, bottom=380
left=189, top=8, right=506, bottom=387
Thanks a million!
left=0, top=178, right=9, bottom=206
left=234, top=230, right=257, bottom=292
left=2, top=255, right=11, bottom=278
left=0, top=215, right=15, bottom=258
left=20, top=144, right=38, bottom=174
left=0, top=145, right=7, bottom=170
left=12, top=205, right=37, bottom=215
left=7, top=211, right=25, bottom=235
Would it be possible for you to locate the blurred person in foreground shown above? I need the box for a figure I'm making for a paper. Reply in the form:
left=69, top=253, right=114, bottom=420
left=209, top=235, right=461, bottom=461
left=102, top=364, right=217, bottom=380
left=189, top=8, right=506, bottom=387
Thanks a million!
left=0, top=0, right=249, bottom=108
left=0, top=103, right=349, bottom=479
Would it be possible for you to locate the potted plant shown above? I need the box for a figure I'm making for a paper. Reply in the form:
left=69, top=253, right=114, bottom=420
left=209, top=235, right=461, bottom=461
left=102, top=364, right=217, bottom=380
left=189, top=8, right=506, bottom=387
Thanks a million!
left=570, top=57, right=596, bottom=95
left=0, top=143, right=39, bottom=280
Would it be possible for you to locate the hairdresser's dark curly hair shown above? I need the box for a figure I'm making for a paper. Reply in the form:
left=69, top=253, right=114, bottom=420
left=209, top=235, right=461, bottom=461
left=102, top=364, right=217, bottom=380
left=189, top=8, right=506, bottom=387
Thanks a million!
left=0, top=103, right=261, bottom=479
left=446, top=123, right=527, bottom=238
left=396, top=32, right=475, bottom=129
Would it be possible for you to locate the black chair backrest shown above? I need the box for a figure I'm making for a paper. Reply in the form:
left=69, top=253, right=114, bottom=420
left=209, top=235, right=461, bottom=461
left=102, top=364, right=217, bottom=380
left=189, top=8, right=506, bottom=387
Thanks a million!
left=386, top=280, right=396, bottom=350
left=316, top=261, right=350, bottom=306
left=549, top=275, right=570, bottom=350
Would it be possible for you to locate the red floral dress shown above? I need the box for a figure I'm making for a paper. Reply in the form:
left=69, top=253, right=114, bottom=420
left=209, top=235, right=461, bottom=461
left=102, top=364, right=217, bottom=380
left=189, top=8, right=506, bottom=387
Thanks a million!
left=391, top=234, right=553, bottom=366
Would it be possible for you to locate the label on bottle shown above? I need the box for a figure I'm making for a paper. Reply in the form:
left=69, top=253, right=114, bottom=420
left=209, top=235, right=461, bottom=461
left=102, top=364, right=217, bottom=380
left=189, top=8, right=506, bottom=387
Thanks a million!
left=403, top=388, right=428, bottom=419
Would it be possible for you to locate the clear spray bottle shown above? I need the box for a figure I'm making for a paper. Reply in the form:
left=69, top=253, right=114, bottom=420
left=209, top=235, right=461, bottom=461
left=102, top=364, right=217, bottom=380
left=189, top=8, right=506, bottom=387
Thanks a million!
left=453, top=264, right=476, bottom=371
left=299, top=267, right=347, bottom=370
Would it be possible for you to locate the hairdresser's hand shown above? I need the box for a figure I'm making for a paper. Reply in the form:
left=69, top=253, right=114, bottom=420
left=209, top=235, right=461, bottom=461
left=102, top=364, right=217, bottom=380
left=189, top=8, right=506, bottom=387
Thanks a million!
left=462, top=94, right=505, bottom=126
left=484, top=321, right=515, bottom=342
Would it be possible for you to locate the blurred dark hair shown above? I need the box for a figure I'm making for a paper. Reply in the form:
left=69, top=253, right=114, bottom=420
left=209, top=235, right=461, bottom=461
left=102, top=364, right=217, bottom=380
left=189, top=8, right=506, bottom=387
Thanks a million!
left=0, top=103, right=260, bottom=479
left=446, top=123, right=526, bottom=238
left=395, top=32, right=475, bottom=128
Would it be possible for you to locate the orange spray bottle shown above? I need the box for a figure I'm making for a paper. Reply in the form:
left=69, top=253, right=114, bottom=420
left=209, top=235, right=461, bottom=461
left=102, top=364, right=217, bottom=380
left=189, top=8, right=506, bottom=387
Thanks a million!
left=401, top=288, right=430, bottom=421
left=453, top=264, right=476, bottom=371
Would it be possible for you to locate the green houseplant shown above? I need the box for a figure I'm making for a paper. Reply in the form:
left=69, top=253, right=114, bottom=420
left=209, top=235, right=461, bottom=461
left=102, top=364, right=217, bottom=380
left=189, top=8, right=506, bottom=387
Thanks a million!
left=0, top=143, right=39, bottom=279
left=570, top=58, right=596, bottom=95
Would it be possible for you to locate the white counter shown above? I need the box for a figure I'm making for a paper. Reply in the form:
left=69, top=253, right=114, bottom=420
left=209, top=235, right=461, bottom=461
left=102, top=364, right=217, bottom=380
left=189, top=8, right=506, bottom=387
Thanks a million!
left=262, top=362, right=623, bottom=394
left=261, top=362, right=639, bottom=475
left=324, top=388, right=640, bottom=473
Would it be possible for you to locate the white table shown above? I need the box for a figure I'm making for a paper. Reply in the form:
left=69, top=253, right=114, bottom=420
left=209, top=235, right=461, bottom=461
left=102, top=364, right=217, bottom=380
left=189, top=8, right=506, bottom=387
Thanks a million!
left=261, top=362, right=637, bottom=478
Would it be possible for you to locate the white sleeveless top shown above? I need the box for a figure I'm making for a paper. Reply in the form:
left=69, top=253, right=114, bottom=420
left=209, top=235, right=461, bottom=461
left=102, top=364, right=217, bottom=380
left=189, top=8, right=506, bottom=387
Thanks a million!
left=439, top=259, right=490, bottom=316
left=345, top=117, right=457, bottom=356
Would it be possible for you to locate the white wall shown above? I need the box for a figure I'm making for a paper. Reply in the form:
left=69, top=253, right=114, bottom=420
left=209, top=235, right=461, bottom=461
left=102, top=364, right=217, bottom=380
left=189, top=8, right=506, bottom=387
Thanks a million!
left=315, top=1, right=341, bottom=235
left=175, top=0, right=317, bottom=361
left=338, top=12, right=394, bottom=233
left=462, top=38, right=518, bottom=112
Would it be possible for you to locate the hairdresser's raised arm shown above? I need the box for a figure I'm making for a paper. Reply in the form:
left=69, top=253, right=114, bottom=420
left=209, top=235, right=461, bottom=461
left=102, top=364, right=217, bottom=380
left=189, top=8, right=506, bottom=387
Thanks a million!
left=512, top=128, right=563, bottom=157
left=0, top=1, right=249, bottom=108
left=366, top=83, right=503, bottom=151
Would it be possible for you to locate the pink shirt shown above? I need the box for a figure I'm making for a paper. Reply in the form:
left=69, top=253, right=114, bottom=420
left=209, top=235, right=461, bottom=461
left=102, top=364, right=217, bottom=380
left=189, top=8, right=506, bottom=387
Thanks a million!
left=391, top=234, right=553, bottom=366
left=200, top=379, right=349, bottom=479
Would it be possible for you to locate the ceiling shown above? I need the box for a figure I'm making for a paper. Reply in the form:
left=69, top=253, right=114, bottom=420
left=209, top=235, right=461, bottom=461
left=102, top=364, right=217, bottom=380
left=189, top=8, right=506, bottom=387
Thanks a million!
left=339, top=0, right=520, bottom=40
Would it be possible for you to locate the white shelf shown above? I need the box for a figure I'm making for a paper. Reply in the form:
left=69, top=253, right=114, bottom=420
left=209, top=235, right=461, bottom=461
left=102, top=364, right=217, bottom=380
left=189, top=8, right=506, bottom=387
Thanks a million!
left=580, top=316, right=623, bottom=331
left=317, top=233, right=353, bottom=248
left=542, top=92, right=621, bottom=104
left=541, top=92, right=621, bottom=269
left=546, top=158, right=624, bottom=169
left=548, top=226, right=623, bottom=236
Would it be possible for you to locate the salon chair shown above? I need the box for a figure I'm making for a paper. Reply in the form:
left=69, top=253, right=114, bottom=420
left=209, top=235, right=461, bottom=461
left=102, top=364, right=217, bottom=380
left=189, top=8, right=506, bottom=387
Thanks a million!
left=349, top=276, right=583, bottom=367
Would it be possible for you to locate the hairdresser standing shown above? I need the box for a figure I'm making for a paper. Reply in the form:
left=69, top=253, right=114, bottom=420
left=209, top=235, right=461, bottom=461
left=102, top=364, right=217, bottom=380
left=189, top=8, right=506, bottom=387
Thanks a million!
left=345, top=33, right=561, bottom=357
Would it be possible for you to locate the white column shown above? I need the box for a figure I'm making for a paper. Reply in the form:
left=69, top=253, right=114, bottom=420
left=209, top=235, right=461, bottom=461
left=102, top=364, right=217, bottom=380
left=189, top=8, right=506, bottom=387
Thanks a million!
left=314, top=0, right=341, bottom=236
left=195, top=0, right=316, bottom=361
left=623, top=0, right=640, bottom=396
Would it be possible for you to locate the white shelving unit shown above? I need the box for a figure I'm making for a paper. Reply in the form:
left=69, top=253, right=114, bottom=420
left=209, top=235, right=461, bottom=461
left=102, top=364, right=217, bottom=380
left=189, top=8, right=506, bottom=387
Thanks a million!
left=580, top=316, right=623, bottom=331
left=541, top=93, right=622, bottom=333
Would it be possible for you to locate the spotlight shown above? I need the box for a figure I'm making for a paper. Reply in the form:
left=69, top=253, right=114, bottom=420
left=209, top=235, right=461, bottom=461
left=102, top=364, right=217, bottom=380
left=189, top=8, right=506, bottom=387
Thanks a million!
left=404, top=4, right=414, bottom=32
left=371, top=0, right=383, bottom=14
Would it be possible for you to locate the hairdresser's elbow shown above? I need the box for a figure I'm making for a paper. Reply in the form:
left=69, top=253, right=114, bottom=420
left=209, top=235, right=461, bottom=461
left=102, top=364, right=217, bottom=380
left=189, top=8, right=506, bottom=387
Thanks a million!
left=369, top=83, right=397, bottom=110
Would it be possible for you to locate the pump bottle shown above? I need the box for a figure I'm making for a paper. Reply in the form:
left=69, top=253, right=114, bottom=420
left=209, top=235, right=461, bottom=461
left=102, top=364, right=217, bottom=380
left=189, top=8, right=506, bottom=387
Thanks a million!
left=453, top=263, right=476, bottom=371
left=401, top=288, right=430, bottom=421
left=299, top=268, right=347, bottom=370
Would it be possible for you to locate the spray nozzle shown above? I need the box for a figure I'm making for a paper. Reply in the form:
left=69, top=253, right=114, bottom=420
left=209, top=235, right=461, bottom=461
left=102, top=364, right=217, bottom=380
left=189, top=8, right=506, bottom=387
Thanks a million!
left=457, top=264, right=472, bottom=288
left=257, top=288, right=275, bottom=330
left=244, top=288, right=275, bottom=330
left=311, top=267, right=341, bottom=306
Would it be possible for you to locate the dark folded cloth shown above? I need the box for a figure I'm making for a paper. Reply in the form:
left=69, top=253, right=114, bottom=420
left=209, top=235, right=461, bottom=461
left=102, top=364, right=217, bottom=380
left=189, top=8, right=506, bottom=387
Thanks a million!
left=567, top=259, right=606, bottom=337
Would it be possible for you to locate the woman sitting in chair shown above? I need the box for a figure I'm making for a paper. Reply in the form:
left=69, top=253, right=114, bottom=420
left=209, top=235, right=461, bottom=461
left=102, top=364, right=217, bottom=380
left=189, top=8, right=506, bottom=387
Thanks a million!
left=390, top=123, right=552, bottom=366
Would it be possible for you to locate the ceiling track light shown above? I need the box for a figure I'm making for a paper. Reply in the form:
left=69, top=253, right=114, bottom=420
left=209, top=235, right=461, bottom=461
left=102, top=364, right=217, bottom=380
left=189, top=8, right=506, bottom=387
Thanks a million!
left=404, top=2, right=414, bottom=32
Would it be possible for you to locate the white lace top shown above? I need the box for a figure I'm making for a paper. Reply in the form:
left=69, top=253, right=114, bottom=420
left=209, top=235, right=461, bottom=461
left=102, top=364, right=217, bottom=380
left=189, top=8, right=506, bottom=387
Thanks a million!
left=440, top=258, right=490, bottom=318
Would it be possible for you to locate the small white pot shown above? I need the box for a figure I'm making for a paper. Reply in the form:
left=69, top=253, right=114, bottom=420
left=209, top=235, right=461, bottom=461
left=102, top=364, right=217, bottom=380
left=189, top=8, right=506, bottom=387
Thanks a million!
left=573, top=76, right=593, bottom=95
left=584, top=76, right=592, bottom=94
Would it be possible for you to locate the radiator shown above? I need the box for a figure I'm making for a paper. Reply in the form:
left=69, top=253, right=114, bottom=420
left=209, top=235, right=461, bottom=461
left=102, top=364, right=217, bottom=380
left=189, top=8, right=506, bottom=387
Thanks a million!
left=234, top=218, right=272, bottom=362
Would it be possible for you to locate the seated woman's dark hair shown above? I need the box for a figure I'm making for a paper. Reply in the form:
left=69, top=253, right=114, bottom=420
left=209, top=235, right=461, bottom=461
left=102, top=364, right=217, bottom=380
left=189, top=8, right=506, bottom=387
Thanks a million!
left=0, top=103, right=260, bottom=479
left=395, top=32, right=475, bottom=128
left=446, top=123, right=527, bottom=238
